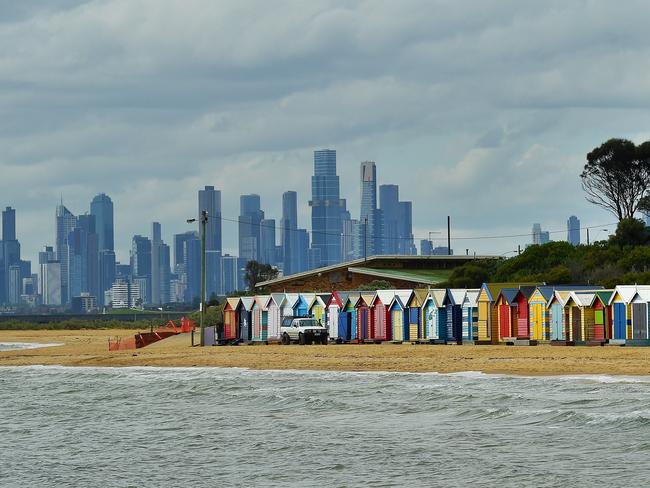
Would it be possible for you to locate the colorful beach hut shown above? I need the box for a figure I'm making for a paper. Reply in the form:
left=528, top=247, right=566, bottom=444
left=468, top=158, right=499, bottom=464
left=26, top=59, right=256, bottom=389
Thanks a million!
left=407, top=289, right=430, bottom=341
left=266, top=294, right=284, bottom=340
left=462, top=289, right=480, bottom=343
left=237, top=297, right=254, bottom=342
left=223, top=297, right=240, bottom=340
left=309, top=293, right=330, bottom=325
left=355, top=293, right=375, bottom=341
left=547, top=291, right=571, bottom=341
left=372, top=290, right=397, bottom=341
left=592, top=291, right=613, bottom=341
left=477, top=283, right=530, bottom=343
left=565, top=291, right=598, bottom=343
left=528, top=287, right=555, bottom=341
left=293, top=293, right=314, bottom=318
left=341, top=293, right=360, bottom=341
left=389, top=293, right=409, bottom=342
left=425, top=289, right=447, bottom=341
left=326, top=292, right=346, bottom=341
left=608, top=285, right=637, bottom=341
left=443, top=289, right=466, bottom=344
left=251, top=295, right=269, bottom=342
left=631, top=289, right=650, bottom=340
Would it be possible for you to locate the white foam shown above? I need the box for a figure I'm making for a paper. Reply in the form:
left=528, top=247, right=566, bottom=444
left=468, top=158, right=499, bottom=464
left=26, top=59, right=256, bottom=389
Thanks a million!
left=0, top=342, right=64, bottom=351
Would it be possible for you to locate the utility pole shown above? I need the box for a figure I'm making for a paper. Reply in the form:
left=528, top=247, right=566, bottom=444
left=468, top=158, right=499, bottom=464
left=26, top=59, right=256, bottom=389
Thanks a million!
left=447, top=216, right=451, bottom=256
left=586, top=228, right=590, bottom=246
left=200, top=210, right=207, bottom=346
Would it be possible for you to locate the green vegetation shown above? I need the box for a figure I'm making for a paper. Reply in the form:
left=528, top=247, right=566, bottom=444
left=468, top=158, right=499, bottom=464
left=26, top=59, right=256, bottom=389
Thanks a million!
left=442, top=219, right=650, bottom=289
left=0, top=318, right=167, bottom=331
left=357, top=280, right=395, bottom=291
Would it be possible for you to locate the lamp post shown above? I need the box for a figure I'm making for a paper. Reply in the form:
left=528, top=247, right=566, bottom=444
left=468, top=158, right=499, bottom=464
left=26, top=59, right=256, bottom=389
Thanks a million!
left=187, top=210, right=208, bottom=346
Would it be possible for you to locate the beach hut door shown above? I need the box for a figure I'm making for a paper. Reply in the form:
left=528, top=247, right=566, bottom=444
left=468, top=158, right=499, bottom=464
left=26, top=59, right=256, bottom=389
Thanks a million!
left=632, top=303, right=648, bottom=340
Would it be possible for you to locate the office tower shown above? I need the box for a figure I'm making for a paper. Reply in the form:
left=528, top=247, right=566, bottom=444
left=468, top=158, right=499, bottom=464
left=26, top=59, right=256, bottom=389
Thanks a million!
left=398, top=201, right=416, bottom=255
left=198, top=186, right=222, bottom=253
left=99, top=250, right=115, bottom=307
left=115, top=263, right=131, bottom=280
left=420, top=239, right=433, bottom=256
left=2, top=207, right=16, bottom=241
left=67, top=227, right=88, bottom=300
left=310, top=149, right=344, bottom=268
left=239, top=194, right=264, bottom=262
left=174, top=231, right=197, bottom=271
left=259, top=219, right=276, bottom=265
left=184, top=236, right=201, bottom=303
left=567, top=216, right=580, bottom=246
left=341, top=210, right=358, bottom=262
left=205, top=250, right=221, bottom=298
left=379, top=185, right=399, bottom=254
left=56, top=204, right=77, bottom=304
left=76, top=214, right=99, bottom=301
left=221, top=254, right=239, bottom=295
left=131, top=235, right=152, bottom=304
left=281, top=191, right=298, bottom=275
left=90, top=193, right=114, bottom=252
left=296, top=229, right=310, bottom=273
left=40, top=260, right=62, bottom=306
left=151, top=222, right=162, bottom=304
left=532, top=223, right=550, bottom=245
left=8, top=264, right=21, bottom=304
left=360, top=161, right=381, bottom=256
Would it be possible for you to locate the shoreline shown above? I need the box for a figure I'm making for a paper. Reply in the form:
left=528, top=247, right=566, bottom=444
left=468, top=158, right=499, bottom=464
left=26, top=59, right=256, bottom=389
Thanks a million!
left=1, top=329, right=650, bottom=376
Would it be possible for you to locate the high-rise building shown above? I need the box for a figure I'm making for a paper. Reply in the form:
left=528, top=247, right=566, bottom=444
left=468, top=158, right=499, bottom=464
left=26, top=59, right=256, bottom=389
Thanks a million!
left=150, top=222, right=171, bottom=305
left=198, top=186, right=222, bottom=253
left=239, top=194, right=264, bottom=262
left=8, top=264, right=21, bottom=304
left=398, top=201, right=416, bottom=255
left=99, top=250, right=115, bottom=307
left=360, top=161, right=381, bottom=257
left=90, top=194, right=114, bottom=252
left=379, top=185, right=399, bottom=255
left=310, top=149, right=344, bottom=268
left=55, top=204, right=76, bottom=304
left=76, top=214, right=99, bottom=301
left=221, top=254, right=239, bottom=295
left=567, top=216, right=580, bottom=246
left=420, top=239, right=433, bottom=256
left=341, top=210, right=358, bottom=262
left=174, top=231, right=197, bottom=271
left=40, top=260, right=61, bottom=306
left=67, top=227, right=88, bottom=300
left=2, top=207, right=16, bottom=241
left=131, top=235, right=152, bottom=304
left=184, top=235, right=201, bottom=303
left=281, top=191, right=299, bottom=275
left=532, top=223, right=550, bottom=245
left=296, top=229, right=310, bottom=273
left=259, top=219, right=276, bottom=265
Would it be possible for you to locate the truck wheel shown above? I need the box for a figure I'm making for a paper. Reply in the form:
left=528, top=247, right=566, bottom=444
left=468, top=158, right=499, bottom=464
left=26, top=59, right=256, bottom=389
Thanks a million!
left=281, top=333, right=290, bottom=345
left=299, top=333, right=306, bottom=345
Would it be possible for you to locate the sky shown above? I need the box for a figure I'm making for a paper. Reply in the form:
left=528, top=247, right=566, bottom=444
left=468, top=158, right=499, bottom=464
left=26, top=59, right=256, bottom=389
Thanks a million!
left=2, top=0, right=650, bottom=265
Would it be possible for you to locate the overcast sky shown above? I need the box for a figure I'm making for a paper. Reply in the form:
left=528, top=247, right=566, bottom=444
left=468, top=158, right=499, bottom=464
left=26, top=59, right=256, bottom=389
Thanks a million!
left=2, top=0, right=650, bottom=264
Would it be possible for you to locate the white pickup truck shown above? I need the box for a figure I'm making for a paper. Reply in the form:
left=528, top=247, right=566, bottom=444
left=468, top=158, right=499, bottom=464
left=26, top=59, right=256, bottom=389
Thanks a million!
left=280, top=317, right=329, bottom=345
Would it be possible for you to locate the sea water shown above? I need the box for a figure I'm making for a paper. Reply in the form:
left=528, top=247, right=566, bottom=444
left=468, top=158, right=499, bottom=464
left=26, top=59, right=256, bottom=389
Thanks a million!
left=1, top=366, right=649, bottom=487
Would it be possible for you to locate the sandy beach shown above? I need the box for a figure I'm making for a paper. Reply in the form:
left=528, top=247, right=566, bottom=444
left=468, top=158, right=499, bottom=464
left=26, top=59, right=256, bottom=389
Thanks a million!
left=1, top=329, right=650, bottom=375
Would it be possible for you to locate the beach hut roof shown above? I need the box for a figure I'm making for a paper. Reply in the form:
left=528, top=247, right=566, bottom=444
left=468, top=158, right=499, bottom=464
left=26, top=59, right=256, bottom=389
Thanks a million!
left=568, top=291, right=596, bottom=307
left=343, top=292, right=361, bottom=307
left=632, top=288, right=650, bottom=302
left=390, top=290, right=413, bottom=309
left=318, top=293, right=331, bottom=304
left=594, top=290, right=613, bottom=305
left=446, top=288, right=467, bottom=306
left=284, top=293, right=300, bottom=308
left=299, top=293, right=316, bottom=304
left=547, top=290, right=572, bottom=308
left=464, top=289, right=480, bottom=307
left=430, top=289, right=447, bottom=307
left=373, top=290, right=397, bottom=306
left=308, top=294, right=327, bottom=310
left=225, top=297, right=241, bottom=309
left=270, top=293, right=286, bottom=307
left=239, top=297, right=255, bottom=311
left=254, top=295, right=270, bottom=309
left=408, top=289, right=430, bottom=307
left=480, top=282, right=538, bottom=301
left=498, top=288, right=519, bottom=304
left=608, top=285, right=641, bottom=305
left=326, top=291, right=346, bottom=308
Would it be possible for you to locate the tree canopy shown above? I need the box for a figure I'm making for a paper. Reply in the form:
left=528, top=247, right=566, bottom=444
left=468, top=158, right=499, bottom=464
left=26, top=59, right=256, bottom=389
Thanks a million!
left=581, top=138, right=650, bottom=220
left=244, top=260, right=279, bottom=290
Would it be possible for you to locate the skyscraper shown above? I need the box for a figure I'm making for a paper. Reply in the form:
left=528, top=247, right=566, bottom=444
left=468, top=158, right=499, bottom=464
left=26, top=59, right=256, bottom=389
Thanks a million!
left=310, top=149, right=344, bottom=268
left=131, top=235, right=152, bottom=304
left=198, top=186, right=222, bottom=253
left=90, top=193, right=114, bottom=252
left=360, top=161, right=381, bottom=257
left=259, top=219, right=276, bottom=265
left=281, top=191, right=299, bottom=275
left=379, top=185, right=399, bottom=254
left=56, top=204, right=76, bottom=304
left=567, top=216, right=580, bottom=246
left=239, top=194, right=264, bottom=262
left=2, top=207, right=16, bottom=241
left=150, top=222, right=171, bottom=305
left=1, top=206, right=20, bottom=304
left=532, top=223, right=550, bottom=245
left=398, top=201, right=416, bottom=255
left=76, top=214, right=99, bottom=301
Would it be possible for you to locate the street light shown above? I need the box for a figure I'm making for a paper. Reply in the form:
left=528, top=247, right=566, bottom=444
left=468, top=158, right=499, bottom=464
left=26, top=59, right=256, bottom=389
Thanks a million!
left=187, top=210, right=208, bottom=346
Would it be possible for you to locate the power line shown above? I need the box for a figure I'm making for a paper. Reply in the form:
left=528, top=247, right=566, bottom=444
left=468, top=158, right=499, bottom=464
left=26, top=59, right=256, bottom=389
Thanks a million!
left=197, top=213, right=617, bottom=245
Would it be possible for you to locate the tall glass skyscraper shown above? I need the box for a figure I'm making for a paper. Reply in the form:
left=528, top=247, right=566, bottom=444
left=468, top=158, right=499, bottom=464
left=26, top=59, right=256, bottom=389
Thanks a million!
left=56, top=204, right=77, bottom=304
left=310, top=149, right=344, bottom=268
left=281, top=191, right=298, bottom=275
left=2, top=207, right=16, bottom=241
left=567, top=216, right=580, bottom=246
left=90, top=193, right=114, bottom=252
left=360, top=161, right=381, bottom=257
left=198, top=186, right=222, bottom=254
left=239, top=194, right=264, bottom=262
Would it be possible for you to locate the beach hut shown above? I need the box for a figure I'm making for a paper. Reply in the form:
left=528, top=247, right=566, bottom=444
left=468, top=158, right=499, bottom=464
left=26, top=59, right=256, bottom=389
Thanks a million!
left=528, top=287, right=555, bottom=341
left=223, top=297, right=240, bottom=341
left=565, top=291, right=599, bottom=343
left=341, top=293, right=360, bottom=341
left=294, top=293, right=314, bottom=318
left=426, top=289, right=447, bottom=341
left=266, top=294, right=283, bottom=340
left=443, top=289, right=466, bottom=344
left=547, top=291, right=571, bottom=341
left=237, top=297, right=254, bottom=342
left=389, top=293, right=409, bottom=342
left=419, top=290, right=436, bottom=340
left=513, top=287, right=537, bottom=339
left=631, top=289, right=650, bottom=340
left=251, top=295, right=270, bottom=342
left=283, top=293, right=300, bottom=320
left=309, top=294, right=330, bottom=325
left=355, top=293, right=375, bottom=341
left=592, top=291, right=612, bottom=341
left=372, top=290, right=397, bottom=341
left=608, top=285, right=638, bottom=341
left=477, top=283, right=528, bottom=343
left=407, top=290, right=430, bottom=341
left=495, top=288, right=518, bottom=341
left=462, top=289, right=480, bottom=343
left=326, top=292, right=346, bottom=341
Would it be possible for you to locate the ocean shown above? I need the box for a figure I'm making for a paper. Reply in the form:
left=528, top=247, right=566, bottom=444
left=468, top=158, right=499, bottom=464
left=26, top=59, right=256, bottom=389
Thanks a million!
left=1, top=365, right=649, bottom=487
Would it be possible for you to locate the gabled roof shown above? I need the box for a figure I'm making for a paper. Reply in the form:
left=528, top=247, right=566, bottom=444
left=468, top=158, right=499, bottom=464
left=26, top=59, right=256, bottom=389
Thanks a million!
left=318, top=293, right=332, bottom=306
left=343, top=292, right=361, bottom=308
left=497, top=288, right=519, bottom=305
left=464, top=289, right=480, bottom=307
left=284, top=293, right=300, bottom=308
left=445, top=288, right=467, bottom=306
left=408, top=289, right=430, bottom=307
left=373, top=290, right=397, bottom=307
left=430, top=289, right=447, bottom=308
left=308, top=294, right=327, bottom=310
left=270, top=293, right=286, bottom=307
left=567, top=291, right=596, bottom=308
left=326, top=291, right=346, bottom=308
left=389, top=290, right=413, bottom=309
left=253, top=295, right=270, bottom=309
left=609, top=285, right=640, bottom=305
left=479, top=283, right=536, bottom=301
left=225, top=297, right=241, bottom=310
left=633, top=288, right=650, bottom=303
left=297, top=293, right=316, bottom=306
left=239, top=297, right=254, bottom=311
left=361, top=293, right=376, bottom=306
left=532, top=285, right=604, bottom=303
left=547, top=290, right=572, bottom=308
left=594, top=290, right=613, bottom=305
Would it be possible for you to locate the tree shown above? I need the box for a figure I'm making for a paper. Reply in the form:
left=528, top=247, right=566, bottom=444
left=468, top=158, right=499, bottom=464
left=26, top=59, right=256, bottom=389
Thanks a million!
left=609, top=218, right=649, bottom=247
left=581, top=138, right=650, bottom=221
left=357, top=280, right=395, bottom=291
left=244, top=260, right=279, bottom=290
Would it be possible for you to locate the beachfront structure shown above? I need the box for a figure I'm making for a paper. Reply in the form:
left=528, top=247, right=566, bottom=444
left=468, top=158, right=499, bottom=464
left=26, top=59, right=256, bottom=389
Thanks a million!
left=631, top=289, right=650, bottom=340
left=462, top=289, right=480, bottom=343
left=293, top=293, right=314, bottom=318
left=477, top=283, right=527, bottom=343
left=564, top=291, right=595, bottom=343
left=267, top=294, right=284, bottom=340
left=407, top=290, right=430, bottom=341
left=608, top=285, right=640, bottom=341
left=547, top=291, right=572, bottom=341
left=424, top=289, right=447, bottom=341
left=355, top=293, right=375, bottom=341
left=327, top=291, right=347, bottom=341
left=251, top=295, right=269, bottom=342
left=389, top=294, right=409, bottom=342
left=223, top=297, right=240, bottom=340
left=443, top=289, right=466, bottom=343
left=372, top=290, right=397, bottom=341
left=592, top=291, right=613, bottom=341
left=529, top=287, right=554, bottom=341
left=341, top=293, right=360, bottom=341
left=495, top=288, right=518, bottom=341
left=283, top=293, right=299, bottom=319
left=309, top=293, right=330, bottom=324
left=237, top=297, right=254, bottom=342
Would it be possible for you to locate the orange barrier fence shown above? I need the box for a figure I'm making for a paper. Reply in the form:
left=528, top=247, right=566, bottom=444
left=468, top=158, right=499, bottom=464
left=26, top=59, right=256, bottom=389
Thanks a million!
left=108, top=316, right=196, bottom=351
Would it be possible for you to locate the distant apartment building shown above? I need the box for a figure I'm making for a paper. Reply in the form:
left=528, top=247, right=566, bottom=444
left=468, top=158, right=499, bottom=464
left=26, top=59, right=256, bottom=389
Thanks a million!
left=532, top=223, right=550, bottom=245
left=567, top=216, right=580, bottom=245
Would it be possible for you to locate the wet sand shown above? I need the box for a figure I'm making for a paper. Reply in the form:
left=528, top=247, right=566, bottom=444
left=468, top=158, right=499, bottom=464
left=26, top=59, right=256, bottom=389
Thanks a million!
left=1, top=329, right=650, bottom=375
